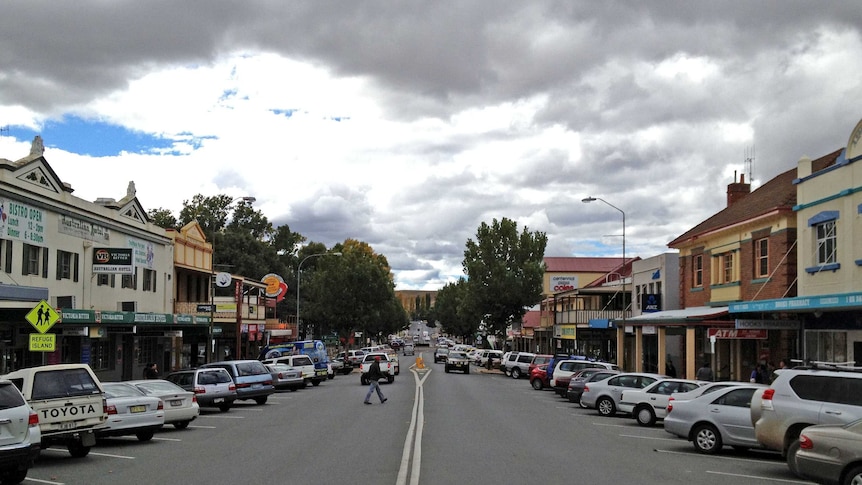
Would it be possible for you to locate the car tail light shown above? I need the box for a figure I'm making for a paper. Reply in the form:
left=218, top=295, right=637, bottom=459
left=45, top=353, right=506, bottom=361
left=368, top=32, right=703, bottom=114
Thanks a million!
left=236, top=383, right=250, bottom=388
left=583, top=385, right=590, bottom=393
left=799, top=434, right=812, bottom=449
left=264, top=380, right=272, bottom=385
left=761, top=388, right=775, bottom=411
left=28, top=412, right=38, bottom=426
left=278, top=372, right=284, bottom=379
left=229, top=383, right=236, bottom=391
left=106, top=405, right=117, bottom=415
left=667, top=397, right=675, bottom=413
left=157, top=401, right=164, bottom=410
left=192, top=395, right=197, bottom=403
left=194, top=386, right=206, bottom=394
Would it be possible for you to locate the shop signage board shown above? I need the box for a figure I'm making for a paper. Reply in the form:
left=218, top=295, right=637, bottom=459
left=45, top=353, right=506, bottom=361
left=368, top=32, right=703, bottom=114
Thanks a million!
left=708, top=328, right=768, bottom=339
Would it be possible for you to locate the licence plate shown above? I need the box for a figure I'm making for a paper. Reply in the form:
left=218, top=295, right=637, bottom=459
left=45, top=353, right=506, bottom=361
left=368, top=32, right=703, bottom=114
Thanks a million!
left=130, top=405, right=146, bottom=413
left=170, top=399, right=183, bottom=407
left=56, top=421, right=76, bottom=430
left=252, top=383, right=262, bottom=389
left=213, top=398, right=224, bottom=403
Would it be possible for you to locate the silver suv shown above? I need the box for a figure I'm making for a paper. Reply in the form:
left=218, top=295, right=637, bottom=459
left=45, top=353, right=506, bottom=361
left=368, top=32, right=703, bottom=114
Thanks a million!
left=502, top=351, right=536, bottom=379
left=751, top=368, right=862, bottom=475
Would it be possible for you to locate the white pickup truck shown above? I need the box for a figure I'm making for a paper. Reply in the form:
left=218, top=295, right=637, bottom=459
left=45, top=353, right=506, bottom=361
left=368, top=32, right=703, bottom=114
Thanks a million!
left=359, top=353, right=395, bottom=385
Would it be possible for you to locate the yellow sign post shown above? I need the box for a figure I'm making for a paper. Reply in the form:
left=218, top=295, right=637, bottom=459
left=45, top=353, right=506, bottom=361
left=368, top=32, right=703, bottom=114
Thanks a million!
left=25, top=300, right=60, bottom=334
left=29, top=333, right=56, bottom=352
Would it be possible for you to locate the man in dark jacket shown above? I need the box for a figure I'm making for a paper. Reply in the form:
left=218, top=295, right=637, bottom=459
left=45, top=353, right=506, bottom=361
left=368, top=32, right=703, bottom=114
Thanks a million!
left=364, top=356, right=387, bottom=405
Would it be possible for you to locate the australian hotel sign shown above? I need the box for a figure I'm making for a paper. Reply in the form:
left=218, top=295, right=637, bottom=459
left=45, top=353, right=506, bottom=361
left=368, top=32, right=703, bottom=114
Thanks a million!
left=92, top=248, right=133, bottom=274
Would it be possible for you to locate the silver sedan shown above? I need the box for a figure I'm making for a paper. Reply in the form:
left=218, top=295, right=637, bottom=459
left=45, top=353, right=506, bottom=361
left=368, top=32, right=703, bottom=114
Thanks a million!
left=664, top=384, right=766, bottom=454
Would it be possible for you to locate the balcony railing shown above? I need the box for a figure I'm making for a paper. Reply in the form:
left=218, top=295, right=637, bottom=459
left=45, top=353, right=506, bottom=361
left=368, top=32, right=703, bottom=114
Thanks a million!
left=554, top=309, right=629, bottom=325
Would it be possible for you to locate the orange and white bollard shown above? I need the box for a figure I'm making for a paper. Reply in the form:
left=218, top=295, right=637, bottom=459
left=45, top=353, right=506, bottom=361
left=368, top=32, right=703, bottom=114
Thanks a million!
left=416, top=355, right=425, bottom=369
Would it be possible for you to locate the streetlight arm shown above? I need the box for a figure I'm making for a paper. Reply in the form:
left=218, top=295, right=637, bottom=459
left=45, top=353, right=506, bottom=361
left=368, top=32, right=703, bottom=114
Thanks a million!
left=582, top=195, right=627, bottom=318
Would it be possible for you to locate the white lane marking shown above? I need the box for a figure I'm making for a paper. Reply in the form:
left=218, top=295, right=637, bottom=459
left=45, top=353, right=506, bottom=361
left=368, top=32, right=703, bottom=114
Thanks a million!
left=396, top=368, right=431, bottom=485
left=198, top=415, right=245, bottom=419
left=188, top=425, right=217, bottom=429
left=89, top=452, right=135, bottom=459
left=618, top=433, right=680, bottom=442
left=153, top=437, right=182, bottom=442
left=654, top=448, right=788, bottom=466
left=705, top=470, right=811, bottom=483
left=24, top=478, right=65, bottom=484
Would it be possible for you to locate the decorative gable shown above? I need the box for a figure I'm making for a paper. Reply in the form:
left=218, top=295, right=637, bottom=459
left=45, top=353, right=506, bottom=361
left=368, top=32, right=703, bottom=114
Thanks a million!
left=15, top=163, right=62, bottom=194
left=119, top=201, right=148, bottom=224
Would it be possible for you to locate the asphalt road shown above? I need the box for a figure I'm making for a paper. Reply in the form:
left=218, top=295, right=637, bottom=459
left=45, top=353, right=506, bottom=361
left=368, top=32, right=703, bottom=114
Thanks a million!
left=24, top=351, right=815, bottom=484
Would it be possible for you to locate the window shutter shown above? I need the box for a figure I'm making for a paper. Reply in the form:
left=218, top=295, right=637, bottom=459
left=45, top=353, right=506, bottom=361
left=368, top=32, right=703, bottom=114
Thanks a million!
left=21, top=245, right=27, bottom=276
left=73, top=253, right=79, bottom=282
left=42, top=248, right=48, bottom=278
left=56, top=250, right=62, bottom=280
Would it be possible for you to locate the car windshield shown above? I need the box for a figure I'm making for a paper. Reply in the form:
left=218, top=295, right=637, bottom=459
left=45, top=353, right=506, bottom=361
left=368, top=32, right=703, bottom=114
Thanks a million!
left=449, top=352, right=467, bottom=359
left=436, top=348, right=449, bottom=354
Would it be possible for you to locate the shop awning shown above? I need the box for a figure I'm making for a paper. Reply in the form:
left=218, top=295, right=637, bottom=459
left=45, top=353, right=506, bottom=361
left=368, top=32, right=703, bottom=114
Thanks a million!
left=623, top=306, right=729, bottom=325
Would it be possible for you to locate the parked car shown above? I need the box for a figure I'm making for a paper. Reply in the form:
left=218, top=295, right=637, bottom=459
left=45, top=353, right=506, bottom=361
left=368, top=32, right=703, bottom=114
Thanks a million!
left=669, top=381, right=758, bottom=402
left=165, top=368, right=237, bottom=412
left=0, top=379, right=40, bottom=485
left=530, top=364, right=550, bottom=390
left=434, top=347, right=450, bottom=364
left=3, top=363, right=107, bottom=458
left=336, top=350, right=366, bottom=367
left=795, top=418, right=862, bottom=485
left=551, top=360, right=620, bottom=396
left=264, top=364, right=305, bottom=391
left=475, top=350, right=503, bottom=368
left=664, top=384, right=767, bottom=454
left=202, top=360, right=275, bottom=405
left=618, top=378, right=705, bottom=426
left=580, top=373, right=665, bottom=417
left=127, top=379, right=200, bottom=429
left=262, top=355, right=317, bottom=387
left=99, top=382, right=165, bottom=441
left=330, top=357, right=354, bottom=375
left=567, top=369, right=621, bottom=404
left=502, top=351, right=537, bottom=379
left=750, top=367, right=862, bottom=476
left=445, top=351, right=471, bottom=374
left=527, top=355, right=554, bottom=377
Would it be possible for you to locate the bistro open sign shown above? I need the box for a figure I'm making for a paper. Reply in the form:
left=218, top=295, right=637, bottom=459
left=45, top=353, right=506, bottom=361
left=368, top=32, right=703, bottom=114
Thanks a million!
left=92, top=248, right=133, bottom=274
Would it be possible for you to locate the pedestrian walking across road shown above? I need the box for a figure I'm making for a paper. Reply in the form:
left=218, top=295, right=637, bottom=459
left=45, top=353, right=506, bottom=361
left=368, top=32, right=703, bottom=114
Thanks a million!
left=364, top=356, right=387, bottom=405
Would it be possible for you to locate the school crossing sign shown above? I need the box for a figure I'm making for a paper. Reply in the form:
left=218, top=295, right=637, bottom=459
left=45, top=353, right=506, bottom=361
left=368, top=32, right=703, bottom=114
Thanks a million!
left=26, top=300, right=60, bottom=334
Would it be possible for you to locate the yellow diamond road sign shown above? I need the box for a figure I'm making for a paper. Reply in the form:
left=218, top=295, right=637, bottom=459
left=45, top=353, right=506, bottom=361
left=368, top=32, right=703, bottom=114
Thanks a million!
left=26, top=300, right=60, bottom=334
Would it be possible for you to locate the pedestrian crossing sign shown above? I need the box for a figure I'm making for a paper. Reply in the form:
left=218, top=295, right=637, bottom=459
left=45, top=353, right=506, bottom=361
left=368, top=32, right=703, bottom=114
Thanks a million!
left=26, top=300, right=60, bottom=334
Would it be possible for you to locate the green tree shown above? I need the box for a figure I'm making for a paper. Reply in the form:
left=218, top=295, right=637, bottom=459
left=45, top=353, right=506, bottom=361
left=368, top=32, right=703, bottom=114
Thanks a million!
left=462, top=217, right=547, bottom=344
left=432, top=279, right=478, bottom=341
left=147, top=208, right=178, bottom=229
left=303, top=239, right=406, bottom=348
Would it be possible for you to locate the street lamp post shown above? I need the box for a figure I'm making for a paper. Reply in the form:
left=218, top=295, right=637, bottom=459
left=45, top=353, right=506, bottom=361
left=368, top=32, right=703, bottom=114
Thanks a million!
left=296, top=252, right=342, bottom=340
left=582, top=197, right=627, bottom=327
left=204, top=195, right=256, bottom=364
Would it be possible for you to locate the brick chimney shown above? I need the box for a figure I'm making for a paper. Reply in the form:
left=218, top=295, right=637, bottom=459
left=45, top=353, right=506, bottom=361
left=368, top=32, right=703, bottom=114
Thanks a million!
left=727, top=171, right=750, bottom=207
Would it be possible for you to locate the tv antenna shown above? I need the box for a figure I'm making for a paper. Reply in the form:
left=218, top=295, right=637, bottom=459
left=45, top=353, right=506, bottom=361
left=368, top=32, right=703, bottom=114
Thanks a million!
left=744, top=145, right=755, bottom=183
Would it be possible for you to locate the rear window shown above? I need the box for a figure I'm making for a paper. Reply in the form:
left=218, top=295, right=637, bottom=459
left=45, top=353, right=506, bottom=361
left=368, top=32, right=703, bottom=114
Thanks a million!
left=32, top=368, right=101, bottom=400
left=293, top=357, right=313, bottom=366
left=236, top=361, right=268, bottom=376
left=199, top=370, right=232, bottom=384
left=0, top=382, right=25, bottom=410
left=103, top=383, right=145, bottom=398
left=532, top=356, right=552, bottom=365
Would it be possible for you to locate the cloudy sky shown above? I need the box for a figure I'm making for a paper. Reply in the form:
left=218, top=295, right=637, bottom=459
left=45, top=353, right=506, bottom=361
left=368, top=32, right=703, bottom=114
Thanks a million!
left=1, top=2, right=861, bottom=290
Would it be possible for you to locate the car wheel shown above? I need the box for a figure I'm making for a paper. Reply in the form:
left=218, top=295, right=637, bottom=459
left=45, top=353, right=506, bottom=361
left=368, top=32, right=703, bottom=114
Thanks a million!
left=531, top=379, right=543, bottom=391
left=255, top=396, right=268, bottom=405
left=568, top=394, right=579, bottom=404
left=67, top=442, right=91, bottom=458
left=787, top=439, right=802, bottom=477
left=328, top=373, right=335, bottom=380
left=136, top=430, right=155, bottom=442
left=445, top=367, right=450, bottom=373
left=504, top=368, right=511, bottom=377
left=387, top=375, right=394, bottom=384
left=465, top=367, right=470, bottom=375
left=173, top=420, right=191, bottom=429
left=635, top=406, right=656, bottom=427
left=693, top=423, right=722, bottom=454
left=511, top=368, right=521, bottom=379
left=311, top=379, right=321, bottom=386
left=218, top=404, right=231, bottom=412
left=596, top=397, right=616, bottom=417
left=361, top=376, right=368, bottom=386
left=0, top=468, right=27, bottom=485
left=843, top=464, right=862, bottom=485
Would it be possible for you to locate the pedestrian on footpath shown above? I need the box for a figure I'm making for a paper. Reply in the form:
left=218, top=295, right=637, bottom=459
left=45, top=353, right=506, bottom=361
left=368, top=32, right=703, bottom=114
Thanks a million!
left=364, top=356, right=387, bottom=405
